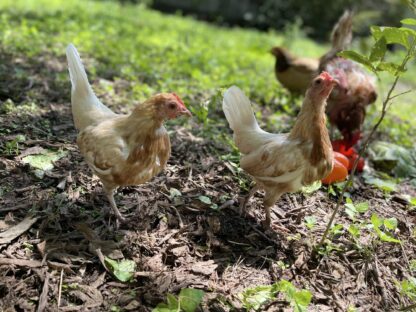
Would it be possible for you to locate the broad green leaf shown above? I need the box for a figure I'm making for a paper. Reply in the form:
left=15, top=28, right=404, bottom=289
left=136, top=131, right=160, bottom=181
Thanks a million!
left=22, top=150, right=67, bottom=171
left=377, top=230, right=401, bottom=243
left=179, top=288, right=205, bottom=312
left=369, top=36, right=387, bottom=62
left=301, top=181, right=321, bottom=194
left=348, top=224, right=360, bottom=238
left=371, top=26, right=415, bottom=49
left=22, top=150, right=68, bottom=179
left=401, top=18, right=416, bottom=26
left=198, top=195, right=212, bottom=205
left=104, top=257, right=136, bottom=282
left=241, top=284, right=279, bottom=310
left=377, top=62, right=406, bottom=76
left=355, top=202, right=369, bottom=213
left=293, top=289, right=312, bottom=306
left=384, top=217, right=398, bottom=230
left=330, top=224, right=344, bottom=235
left=152, top=294, right=179, bottom=312
left=371, top=214, right=383, bottom=228
left=364, top=176, right=397, bottom=192
left=304, top=216, right=317, bottom=230
left=338, top=51, right=375, bottom=72
left=169, top=188, right=182, bottom=199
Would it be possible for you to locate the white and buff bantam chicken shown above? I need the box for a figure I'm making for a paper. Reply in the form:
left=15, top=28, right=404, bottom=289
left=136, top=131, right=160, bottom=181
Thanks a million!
left=222, top=72, right=337, bottom=228
left=66, top=44, right=191, bottom=224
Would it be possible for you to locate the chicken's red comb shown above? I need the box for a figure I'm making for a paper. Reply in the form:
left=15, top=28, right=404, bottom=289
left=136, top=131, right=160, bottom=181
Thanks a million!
left=320, top=71, right=334, bottom=81
left=172, top=93, right=186, bottom=107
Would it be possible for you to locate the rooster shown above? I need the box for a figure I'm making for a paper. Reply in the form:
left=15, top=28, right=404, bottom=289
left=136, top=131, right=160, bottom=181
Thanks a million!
left=270, top=46, right=319, bottom=94
left=319, top=11, right=377, bottom=143
left=222, top=72, right=337, bottom=228
left=66, top=44, right=191, bottom=223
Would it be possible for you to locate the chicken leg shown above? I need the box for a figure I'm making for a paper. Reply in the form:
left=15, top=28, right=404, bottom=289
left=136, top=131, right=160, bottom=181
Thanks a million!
left=240, top=184, right=260, bottom=214
left=104, top=187, right=126, bottom=223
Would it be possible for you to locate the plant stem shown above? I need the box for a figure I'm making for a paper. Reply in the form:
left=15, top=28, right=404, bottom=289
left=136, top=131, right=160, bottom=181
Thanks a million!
left=317, top=42, right=416, bottom=248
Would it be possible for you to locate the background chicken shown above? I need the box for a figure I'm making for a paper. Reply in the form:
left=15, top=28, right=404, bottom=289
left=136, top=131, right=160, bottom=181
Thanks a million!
left=222, top=72, right=336, bottom=228
left=270, top=46, right=319, bottom=94
left=66, top=44, right=191, bottom=223
left=319, top=11, right=378, bottom=143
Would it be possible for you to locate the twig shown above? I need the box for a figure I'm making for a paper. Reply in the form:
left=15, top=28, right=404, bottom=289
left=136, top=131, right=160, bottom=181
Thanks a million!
left=317, top=40, right=416, bottom=249
left=57, top=269, right=64, bottom=310
left=37, top=271, right=50, bottom=312
left=389, top=89, right=414, bottom=101
left=400, top=302, right=416, bottom=311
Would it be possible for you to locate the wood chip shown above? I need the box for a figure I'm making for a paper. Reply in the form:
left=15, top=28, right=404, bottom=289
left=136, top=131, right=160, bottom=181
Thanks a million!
left=0, top=216, right=39, bottom=244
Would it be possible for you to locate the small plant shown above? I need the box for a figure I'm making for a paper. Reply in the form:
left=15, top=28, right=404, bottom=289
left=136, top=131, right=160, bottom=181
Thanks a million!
left=369, top=213, right=400, bottom=243
left=153, top=288, right=205, bottom=312
left=304, top=216, right=317, bottom=230
left=344, top=198, right=369, bottom=221
left=3, top=134, right=25, bottom=155
left=240, top=280, right=312, bottom=312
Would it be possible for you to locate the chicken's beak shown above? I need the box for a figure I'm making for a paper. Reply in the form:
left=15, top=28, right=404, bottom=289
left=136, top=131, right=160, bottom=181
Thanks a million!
left=332, top=79, right=339, bottom=87
left=179, top=107, right=192, bottom=117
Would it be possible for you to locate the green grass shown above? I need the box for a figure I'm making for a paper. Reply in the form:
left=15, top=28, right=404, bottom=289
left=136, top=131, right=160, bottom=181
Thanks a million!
left=0, top=0, right=415, bottom=145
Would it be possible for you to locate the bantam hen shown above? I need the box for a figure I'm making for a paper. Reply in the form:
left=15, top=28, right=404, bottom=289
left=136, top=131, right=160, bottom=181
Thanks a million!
left=270, top=46, right=319, bottom=94
left=222, top=72, right=337, bottom=228
left=319, top=11, right=377, bottom=143
left=66, top=44, right=191, bottom=223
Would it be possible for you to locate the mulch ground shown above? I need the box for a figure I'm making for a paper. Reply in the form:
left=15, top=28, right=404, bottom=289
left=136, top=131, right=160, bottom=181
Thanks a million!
left=1, top=49, right=416, bottom=312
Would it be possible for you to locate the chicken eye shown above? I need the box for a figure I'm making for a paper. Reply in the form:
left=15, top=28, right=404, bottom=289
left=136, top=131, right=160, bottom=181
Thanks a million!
left=315, top=78, right=322, bottom=85
left=168, top=103, right=176, bottom=110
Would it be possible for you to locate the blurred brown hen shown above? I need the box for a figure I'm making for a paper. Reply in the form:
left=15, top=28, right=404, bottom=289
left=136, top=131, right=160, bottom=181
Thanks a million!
left=66, top=44, right=191, bottom=223
left=319, top=11, right=377, bottom=142
left=270, top=46, right=319, bottom=94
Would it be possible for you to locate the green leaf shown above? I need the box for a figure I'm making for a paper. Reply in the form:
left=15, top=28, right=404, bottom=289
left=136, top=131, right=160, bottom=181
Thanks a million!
left=198, top=195, right=212, bottom=205
left=304, top=216, right=317, bottom=230
left=330, top=224, right=344, bottom=236
left=384, top=217, right=398, bottom=231
left=301, top=181, right=321, bottom=195
left=241, top=284, right=279, bottom=310
left=152, top=294, right=179, bottom=312
left=104, top=257, right=136, bottom=282
left=293, top=290, right=312, bottom=307
left=377, top=230, right=401, bottom=243
left=348, top=224, right=360, bottom=238
left=371, top=213, right=383, bottom=228
left=371, top=26, right=415, bottom=49
left=338, top=51, right=376, bottom=72
left=401, top=18, right=416, bottom=26
left=355, top=202, right=369, bottom=213
left=22, top=149, right=67, bottom=170
left=169, top=188, right=182, bottom=199
left=179, top=288, right=205, bottom=312
left=364, top=176, right=397, bottom=192
left=376, top=62, right=406, bottom=76
left=369, top=36, right=387, bottom=63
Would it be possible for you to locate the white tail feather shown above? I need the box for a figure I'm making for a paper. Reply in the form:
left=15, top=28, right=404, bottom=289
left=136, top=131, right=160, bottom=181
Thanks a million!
left=66, top=44, right=115, bottom=130
left=66, top=44, right=93, bottom=98
left=222, top=86, right=259, bottom=132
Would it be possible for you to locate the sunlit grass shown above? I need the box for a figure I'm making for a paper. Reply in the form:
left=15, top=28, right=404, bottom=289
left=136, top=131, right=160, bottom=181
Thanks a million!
left=0, top=0, right=414, bottom=145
